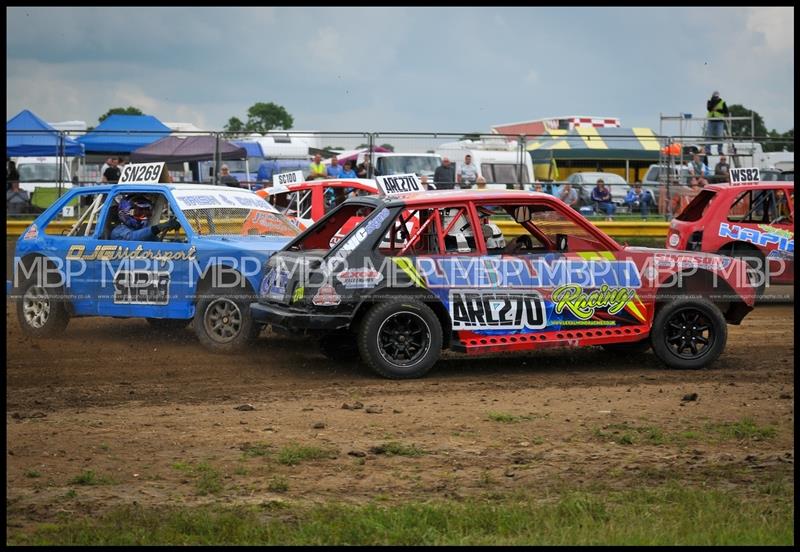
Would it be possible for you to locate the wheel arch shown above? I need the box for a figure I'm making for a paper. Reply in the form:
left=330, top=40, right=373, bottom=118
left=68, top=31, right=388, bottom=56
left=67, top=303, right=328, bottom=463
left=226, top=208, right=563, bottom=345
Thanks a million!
left=655, top=267, right=750, bottom=324
left=348, top=287, right=451, bottom=349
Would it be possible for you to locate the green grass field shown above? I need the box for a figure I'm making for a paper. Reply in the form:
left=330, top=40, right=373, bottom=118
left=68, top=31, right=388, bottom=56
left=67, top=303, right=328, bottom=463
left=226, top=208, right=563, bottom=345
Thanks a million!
left=9, top=482, right=793, bottom=545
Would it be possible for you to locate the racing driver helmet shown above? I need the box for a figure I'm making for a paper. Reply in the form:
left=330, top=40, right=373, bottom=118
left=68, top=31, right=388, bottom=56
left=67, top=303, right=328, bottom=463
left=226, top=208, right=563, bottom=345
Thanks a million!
left=118, top=195, right=153, bottom=230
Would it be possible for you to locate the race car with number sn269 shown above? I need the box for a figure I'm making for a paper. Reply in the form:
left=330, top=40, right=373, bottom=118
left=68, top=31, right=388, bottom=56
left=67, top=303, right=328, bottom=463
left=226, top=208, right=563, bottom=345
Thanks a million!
left=251, top=174, right=758, bottom=379
left=10, top=162, right=300, bottom=352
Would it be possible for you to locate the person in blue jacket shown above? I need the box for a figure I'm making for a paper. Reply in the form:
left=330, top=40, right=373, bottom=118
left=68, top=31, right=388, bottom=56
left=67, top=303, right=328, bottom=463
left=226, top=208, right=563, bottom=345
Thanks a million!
left=110, top=195, right=181, bottom=241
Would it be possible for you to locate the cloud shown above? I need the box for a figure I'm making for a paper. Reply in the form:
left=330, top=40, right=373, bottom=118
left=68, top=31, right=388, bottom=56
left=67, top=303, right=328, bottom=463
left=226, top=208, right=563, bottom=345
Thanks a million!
left=745, top=7, right=793, bottom=53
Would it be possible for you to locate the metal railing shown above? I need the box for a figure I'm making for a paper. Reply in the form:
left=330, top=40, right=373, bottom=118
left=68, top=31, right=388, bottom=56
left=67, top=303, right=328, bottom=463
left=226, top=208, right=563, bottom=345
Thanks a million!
left=6, top=129, right=794, bottom=219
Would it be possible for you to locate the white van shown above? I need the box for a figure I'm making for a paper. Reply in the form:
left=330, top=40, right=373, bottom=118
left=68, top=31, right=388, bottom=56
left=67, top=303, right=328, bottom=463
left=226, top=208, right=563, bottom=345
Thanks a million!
left=14, top=157, right=74, bottom=194
left=435, top=139, right=533, bottom=189
left=355, top=152, right=442, bottom=180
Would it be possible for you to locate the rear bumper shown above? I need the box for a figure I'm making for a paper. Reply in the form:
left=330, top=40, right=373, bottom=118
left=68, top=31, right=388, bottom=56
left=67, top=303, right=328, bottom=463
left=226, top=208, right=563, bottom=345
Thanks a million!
left=250, top=301, right=351, bottom=332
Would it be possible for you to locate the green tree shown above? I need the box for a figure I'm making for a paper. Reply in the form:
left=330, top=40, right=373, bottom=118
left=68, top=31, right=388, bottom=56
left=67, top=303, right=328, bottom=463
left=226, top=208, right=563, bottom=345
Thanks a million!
left=224, top=117, right=246, bottom=133
left=243, top=102, right=294, bottom=133
left=98, top=106, right=144, bottom=123
left=379, top=143, right=394, bottom=152
left=727, top=104, right=768, bottom=139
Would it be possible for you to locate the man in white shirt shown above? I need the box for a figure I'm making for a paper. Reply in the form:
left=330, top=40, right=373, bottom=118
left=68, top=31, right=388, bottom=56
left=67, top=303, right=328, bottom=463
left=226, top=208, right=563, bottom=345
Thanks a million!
left=457, top=154, right=479, bottom=188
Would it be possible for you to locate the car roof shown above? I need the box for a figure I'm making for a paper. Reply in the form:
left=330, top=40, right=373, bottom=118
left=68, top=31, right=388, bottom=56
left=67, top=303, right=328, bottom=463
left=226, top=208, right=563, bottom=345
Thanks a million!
left=66, top=183, right=260, bottom=194
left=367, top=189, right=553, bottom=208
left=705, top=181, right=795, bottom=192
left=258, top=178, right=379, bottom=195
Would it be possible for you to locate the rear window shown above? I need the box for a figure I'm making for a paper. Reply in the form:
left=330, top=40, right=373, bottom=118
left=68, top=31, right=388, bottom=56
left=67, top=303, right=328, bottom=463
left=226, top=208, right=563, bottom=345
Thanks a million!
left=675, top=190, right=716, bottom=222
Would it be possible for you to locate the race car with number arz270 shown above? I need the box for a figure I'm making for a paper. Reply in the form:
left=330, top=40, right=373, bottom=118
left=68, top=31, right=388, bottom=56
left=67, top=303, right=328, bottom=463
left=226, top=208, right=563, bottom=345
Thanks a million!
left=10, top=171, right=300, bottom=352
left=251, top=188, right=758, bottom=379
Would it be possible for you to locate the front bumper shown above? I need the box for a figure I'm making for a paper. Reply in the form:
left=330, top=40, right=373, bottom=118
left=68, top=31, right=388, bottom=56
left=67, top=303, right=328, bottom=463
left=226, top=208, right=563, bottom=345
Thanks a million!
left=250, top=301, right=352, bottom=332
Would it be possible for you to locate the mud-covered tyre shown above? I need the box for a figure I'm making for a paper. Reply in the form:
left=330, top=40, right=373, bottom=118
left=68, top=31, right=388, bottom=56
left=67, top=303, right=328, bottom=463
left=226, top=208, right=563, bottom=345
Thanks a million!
left=16, top=276, right=70, bottom=338
left=601, top=337, right=651, bottom=354
left=146, top=318, right=191, bottom=331
left=193, top=288, right=259, bottom=353
left=357, top=300, right=442, bottom=379
left=319, top=331, right=360, bottom=362
left=650, top=298, right=727, bottom=370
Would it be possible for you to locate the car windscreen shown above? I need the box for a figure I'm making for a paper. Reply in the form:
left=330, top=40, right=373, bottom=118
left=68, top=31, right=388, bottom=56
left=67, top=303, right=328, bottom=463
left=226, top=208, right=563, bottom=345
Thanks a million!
left=171, top=190, right=300, bottom=237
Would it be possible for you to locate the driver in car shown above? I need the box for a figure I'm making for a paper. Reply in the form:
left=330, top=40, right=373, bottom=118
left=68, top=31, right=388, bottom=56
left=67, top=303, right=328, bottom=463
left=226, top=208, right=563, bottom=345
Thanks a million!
left=111, top=194, right=181, bottom=241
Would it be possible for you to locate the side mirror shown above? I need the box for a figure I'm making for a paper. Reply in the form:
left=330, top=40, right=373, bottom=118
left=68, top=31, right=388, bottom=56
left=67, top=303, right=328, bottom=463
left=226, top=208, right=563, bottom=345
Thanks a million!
left=513, top=206, right=531, bottom=224
left=555, top=233, right=568, bottom=252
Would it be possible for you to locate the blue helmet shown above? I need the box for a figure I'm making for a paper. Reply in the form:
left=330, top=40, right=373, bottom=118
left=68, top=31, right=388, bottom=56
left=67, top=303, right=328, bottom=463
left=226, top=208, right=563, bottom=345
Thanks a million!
left=118, top=195, right=153, bottom=230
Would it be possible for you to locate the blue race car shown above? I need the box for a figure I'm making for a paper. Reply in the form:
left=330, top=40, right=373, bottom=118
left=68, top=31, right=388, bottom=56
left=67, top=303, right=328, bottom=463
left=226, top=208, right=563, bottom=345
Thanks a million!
left=10, top=178, right=300, bottom=352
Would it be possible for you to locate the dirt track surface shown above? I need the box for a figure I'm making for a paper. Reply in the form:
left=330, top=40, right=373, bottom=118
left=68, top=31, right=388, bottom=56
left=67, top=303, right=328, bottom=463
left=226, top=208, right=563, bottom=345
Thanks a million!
left=6, top=301, right=794, bottom=528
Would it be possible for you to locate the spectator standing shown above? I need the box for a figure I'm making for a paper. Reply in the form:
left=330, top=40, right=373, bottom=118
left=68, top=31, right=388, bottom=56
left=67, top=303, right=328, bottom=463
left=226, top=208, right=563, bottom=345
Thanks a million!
left=559, top=183, right=579, bottom=210
left=219, top=164, right=240, bottom=187
left=7, top=179, right=30, bottom=214
left=327, top=156, right=342, bottom=178
left=339, top=160, right=357, bottom=179
left=7, top=159, right=19, bottom=192
left=433, top=157, right=457, bottom=190
left=356, top=156, right=373, bottom=179
left=100, top=157, right=113, bottom=180
left=102, top=158, right=121, bottom=183
left=714, top=155, right=731, bottom=178
left=475, top=176, right=488, bottom=190
left=591, top=179, right=616, bottom=221
left=706, top=90, right=730, bottom=154
left=457, top=154, right=479, bottom=188
left=689, top=153, right=710, bottom=187
left=624, top=181, right=654, bottom=220
left=307, top=154, right=327, bottom=180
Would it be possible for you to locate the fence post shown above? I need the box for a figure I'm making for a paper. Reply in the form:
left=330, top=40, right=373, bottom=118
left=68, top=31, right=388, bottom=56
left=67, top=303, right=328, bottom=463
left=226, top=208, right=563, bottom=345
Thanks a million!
left=214, top=132, right=221, bottom=186
left=368, top=133, right=376, bottom=178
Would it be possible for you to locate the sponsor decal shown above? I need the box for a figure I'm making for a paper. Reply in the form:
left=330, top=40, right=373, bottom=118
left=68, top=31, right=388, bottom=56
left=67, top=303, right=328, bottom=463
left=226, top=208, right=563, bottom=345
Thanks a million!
left=418, top=258, right=642, bottom=289
left=113, top=270, right=170, bottom=305
left=718, top=222, right=794, bottom=252
left=22, top=224, right=38, bottom=240
left=767, top=249, right=794, bottom=260
left=376, top=174, right=423, bottom=195
left=449, top=289, right=547, bottom=331
left=273, top=170, right=304, bottom=187
left=757, top=224, right=793, bottom=240
left=292, top=285, right=305, bottom=303
left=331, top=209, right=391, bottom=261
left=551, top=284, right=636, bottom=321
left=652, top=253, right=731, bottom=269
left=172, top=192, right=277, bottom=212
left=66, top=244, right=197, bottom=262
left=119, top=162, right=165, bottom=184
left=728, top=167, right=760, bottom=185
left=312, top=284, right=341, bottom=307
left=668, top=233, right=680, bottom=247
left=336, top=268, right=384, bottom=289
left=261, top=268, right=288, bottom=301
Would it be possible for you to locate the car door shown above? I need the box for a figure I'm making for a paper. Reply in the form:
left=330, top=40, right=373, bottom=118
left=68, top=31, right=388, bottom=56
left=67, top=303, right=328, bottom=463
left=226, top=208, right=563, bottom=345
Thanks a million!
left=92, top=189, right=194, bottom=319
left=468, top=199, right=649, bottom=336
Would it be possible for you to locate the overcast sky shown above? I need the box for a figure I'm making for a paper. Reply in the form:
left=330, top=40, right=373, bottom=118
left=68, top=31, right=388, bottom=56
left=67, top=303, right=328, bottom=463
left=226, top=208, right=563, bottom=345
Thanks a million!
left=6, top=7, right=795, bottom=135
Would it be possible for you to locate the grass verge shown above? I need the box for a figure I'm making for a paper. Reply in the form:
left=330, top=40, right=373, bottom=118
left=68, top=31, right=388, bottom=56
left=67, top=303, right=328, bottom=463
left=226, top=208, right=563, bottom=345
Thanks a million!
left=8, top=483, right=792, bottom=545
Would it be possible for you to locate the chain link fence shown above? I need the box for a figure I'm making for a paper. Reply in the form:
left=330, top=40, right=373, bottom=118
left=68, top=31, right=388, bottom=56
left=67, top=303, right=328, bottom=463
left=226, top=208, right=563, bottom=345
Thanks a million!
left=6, top=129, right=794, bottom=219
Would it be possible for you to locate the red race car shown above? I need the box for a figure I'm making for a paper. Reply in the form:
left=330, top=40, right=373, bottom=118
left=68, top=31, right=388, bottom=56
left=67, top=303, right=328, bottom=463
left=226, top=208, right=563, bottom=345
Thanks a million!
left=252, top=186, right=758, bottom=378
left=666, top=181, right=794, bottom=292
left=257, top=178, right=379, bottom=231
